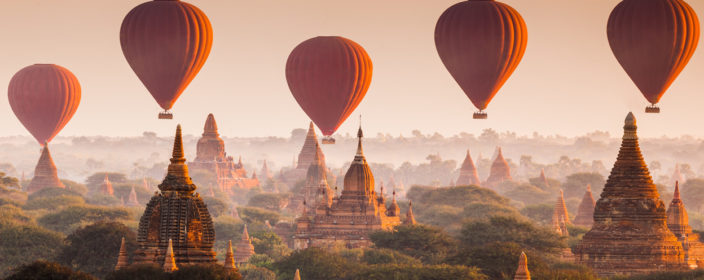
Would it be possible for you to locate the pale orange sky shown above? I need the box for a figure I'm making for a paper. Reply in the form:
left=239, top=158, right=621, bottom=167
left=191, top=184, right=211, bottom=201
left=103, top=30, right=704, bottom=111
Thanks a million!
left=0, top=0, right=702, bottom=139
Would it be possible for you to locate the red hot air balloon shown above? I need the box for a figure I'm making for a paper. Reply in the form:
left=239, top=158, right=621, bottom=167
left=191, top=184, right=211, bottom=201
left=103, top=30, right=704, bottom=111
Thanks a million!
left=120, top=0, right=213, bottom=119
left=286, top=36, right=373, bottom=144
left=8, top=64, right=81, bottom=145
left=607, top=0, right=699, bottom=113
left=435, top=0, right=527, bottom=119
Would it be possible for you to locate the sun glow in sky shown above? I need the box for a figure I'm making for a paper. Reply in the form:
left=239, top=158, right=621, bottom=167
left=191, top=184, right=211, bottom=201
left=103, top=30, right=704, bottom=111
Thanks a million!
left=0, top=0, right=702, bottom=139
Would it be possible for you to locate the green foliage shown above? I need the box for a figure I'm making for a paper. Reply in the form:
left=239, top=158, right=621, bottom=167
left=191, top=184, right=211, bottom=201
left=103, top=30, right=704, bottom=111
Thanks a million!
left=203, top=196, right=231, bottom=217
left=106, top=264, right=167, bottom=280
left=361, top=248, right=421, bottom=265
left=0, top=172, right=19, bottom=189
left=239, top=265, right=276, bottom=280
left=610, top=269, right=704, bottom=280
left=24, top=195, right=85, bottom=211
left=28, top=187, right=82, bottom=201
left=461, top=202, right=522, bottom=221
left=61, top=180, right=89, bottom=195
left=682, top=179, right=704, bottom=214
left=250, top=231, right=291, bottom=260
left=407, top=185, right=509, bottom=209
left=504, top=184, right=551, bottom=206
left=239, top=207, right=280, bottom=225
left=520, top=204, right=553, bottom=225
left=190, top=169, right=218, bottom=190
left=58, top=221, right=137, bottom=279
left=0, top=205, right=32, bottom=225
left=350, top=264, right=488, bottom=280
left=414, top=204, right=463, bottom=231
left=562, top=173, right=605, bottom=199
left=447, top=242, right=548, bottom=280
left=532, top=262, right=598, bottom=280
left=171, top=263, right=242, bottom=280
left=247, top=254, right=275, bottom=270
left=0, top=224, right=65, bottom=277
left=38, top=205, right=131, bottom=234
left=0, top=197, right=22, bottom=208
left=247, top=193, right=290, bottom=212
left=370, top=224, right=456, bottom=264
left=459, top=216, right=566, bottom=254
left=529, top=177, right=561, bottom=193
left=5, top=261, right=95, bottom=280
left=273, top=247, right=358, bottom=280
left=85, top=172, right=127, bottom=190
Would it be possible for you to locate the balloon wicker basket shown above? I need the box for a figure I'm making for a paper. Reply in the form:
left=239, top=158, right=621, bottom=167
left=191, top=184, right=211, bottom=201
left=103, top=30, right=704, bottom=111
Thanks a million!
left=645, top=105, right=660, bottom=114
left=322, top=137, right=336, bottom=144
left=473, top=112, right=488, bottom=119
left=158, top=111, right=173, bottom=119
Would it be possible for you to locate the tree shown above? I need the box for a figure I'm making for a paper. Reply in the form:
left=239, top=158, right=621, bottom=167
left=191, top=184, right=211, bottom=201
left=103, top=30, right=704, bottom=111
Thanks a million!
left=105, top=264, right=167, bottom=280
left=239, top=265, right=276, bottom=280
left=28, top=187, right=82, bottom=201
left=23, top=195, right=85, bottom=211
left=520, top=204, right=554, bottom=225
left=682, top=179, right=704, bottom=214
left=85, top=172, right=128, bottom=190
left=38, top=205, right=131, bottom=234
left=250, top=231, right=290, bottom=260
left=350, top=264, right=487, bottom=280
left=5, top=261, right=95, bottom=280
left=171, top=263, right=241, bottom=280
left=203, top=196, right=230, bottom=217
left=461, top=202, right=522, bottom=221
left=562, top=173, right=605, bottom=199
left=58, top=221, right=137, bottom=279
left=361, top=248, right=420, bottom=265
left=503, top=183, right=551, bottom=206
left=459, top=216, right=566, bottom=255
left=407, top=185, right=509, bottom=209
left=447, top=242, right=547, bottom=280
left=238, top=207, right=280, bottom=225
left=0, top=172, right=19, bottom=189
left=0, top=224, right=66, bottom=277
left=370, top=224, right=456, bottom=264
left=273, top=248, right=358, bottom=280
left=0, top=205, right=32, bottom=224
left=247, top=193, right=290, bottom=212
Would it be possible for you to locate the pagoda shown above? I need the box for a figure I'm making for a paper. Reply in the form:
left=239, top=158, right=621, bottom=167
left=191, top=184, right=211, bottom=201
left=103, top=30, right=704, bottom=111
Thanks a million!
left=133, top=125, right=217, bottom=266
left=282, top=122, right=325, bottom=184
left=188, top=114, right=258, bottom=193
left=485, top=147, right=512, bottom=188
left=539, top=169, right=550, bottom=189
left=456, top=150, right=480, bottom=186
left=667, top=182, right=704, bottom=268
left=300, top=144, right=330, bottom=213
left=514, top=252, right=530, bottom=280
left=574, top=113, right=685, bottom=276
left=25, top=144, right=65, bottom=193
left=260, top=160, right=274, bottom=180
left=125, top=186, right=140, bottom=207
left=573, top=184, right=596, bottom=228
left=293, top=126, right=400, bottom=249
left=99, top=174, right=115, bottom=197
left=404, top=201, right=417, bottom=225
left=233, top=225, right=255, bottom=265
left=553, top=190, right=570, bottom=226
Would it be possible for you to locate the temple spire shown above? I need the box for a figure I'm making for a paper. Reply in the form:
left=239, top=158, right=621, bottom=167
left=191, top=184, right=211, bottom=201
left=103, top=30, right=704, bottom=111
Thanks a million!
left=457, top=149, right=481, bottom=186
left=294, top=269, right=301, bottom=280
left=355, top=125, right=364, bottom=158
left=224, top=240, right=236, bottom=271
left=203, top=113, right=219, bottom=137
left=514, top=251, right=531, bottom=280
left=233, top=224, right=255, bottom=264
left=26, top=144, right=65, bottom=193
left=160, top=125, right=195, bottom=192
left=574, top=184, right=596, bottom=227
left=114, top=237, right=129, bottom=270
left=126, top=186, right=139, bottom=206
left=404, top=201, right=417, bottom=225
left=674, top=181, right=681, bottom=201
left=163, top=239, right=178, bottom=272
left=552, top=189, right=570, bottom=228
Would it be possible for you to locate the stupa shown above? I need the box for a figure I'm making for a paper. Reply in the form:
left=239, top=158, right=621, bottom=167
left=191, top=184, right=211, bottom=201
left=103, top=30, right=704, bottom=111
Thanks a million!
left=514, top=252, right=530, bottom=280
left=456, top=149, right=481, bottom=186
left=25, top=144, right=65, bottom=193
left=233, top=225, right=255, bottom=265
left=133, top=125, right=217, bottom=266
left=293, top=125, right=401, bottom=249
left=574, top=113, right=685, bottom=276
left=404, top=201, right=417, bottom=225
left=667, top=182, right=704, bottom=268
left=485, top=147, right=512, bottom=188
left=281, top=122, right=325, bottom=184
left=125, top=186, right=139, bottom=207
left=573, top=184, right=596, bottom=228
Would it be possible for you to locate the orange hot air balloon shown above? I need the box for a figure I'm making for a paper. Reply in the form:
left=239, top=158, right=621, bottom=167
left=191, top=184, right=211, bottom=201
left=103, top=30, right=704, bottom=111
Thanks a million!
left=435, top=0, right=527, bottom=119
left=607, top=0, right=699, bottom=113
left=120, top=0, right=213, bottom=119
left=286, top=36, right=373, bottom=144
left=8, top=64, right=81, bottom=145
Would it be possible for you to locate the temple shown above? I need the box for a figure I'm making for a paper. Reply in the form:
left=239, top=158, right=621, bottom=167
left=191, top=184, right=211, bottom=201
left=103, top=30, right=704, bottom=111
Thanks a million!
left=293, top=125, right=401, bottom=249
left=133, top=125, right=217, bottom=266
left=539, top=169, right=550, bottom=189
left=126, top=186, right=139, bottom=207
left=553, top=190, right=570, bottom=226
left=574, top=113, right=685, bottom=276
left=25, top=144, right=65, bottom=193
left=114, top=237, right=129, bottom=270
left=456, top=150, right=480, bottom=186
left=99, top=174, right=114, bottom=197
left=188, top=114, right=258, bottom=193
left=233, top=225, right=255, bottom=265
left=667, top=182, right=704, bottom=268
left=573, top=184, right=596, bottom=228
left=485, top=147, right=512, bottom=188
left=224, top=240, right=237, bottom=271
left=281, top=122, right=325, bottom=184
left=514, top=252, right=530, bottom=280
left=404, top=201, right=416, bottom=225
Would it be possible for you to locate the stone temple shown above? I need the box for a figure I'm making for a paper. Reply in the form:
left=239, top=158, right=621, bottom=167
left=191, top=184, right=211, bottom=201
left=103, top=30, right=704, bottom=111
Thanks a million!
left=133, top=125, right=217, bottom=266
left=456, top=149, right=480, bottom=186
left=293, top=126, right=401, bottom=249
left=188, top=114, right=259, bottom=192
left=573, top=184, right=596, bottom=228
left=485, top=147, right=512, bottom=188
left=667, top=182, right=704, bottom=268
left=574, top=113, right=685, bottom=276
left=281, top=122, right=325, bottom=185
left=26, top=144, right=64, bottom=193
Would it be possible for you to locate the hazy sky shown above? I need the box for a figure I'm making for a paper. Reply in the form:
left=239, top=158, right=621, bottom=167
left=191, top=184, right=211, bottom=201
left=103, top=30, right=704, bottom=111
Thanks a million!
left=0, top=0, right=702, bottom=139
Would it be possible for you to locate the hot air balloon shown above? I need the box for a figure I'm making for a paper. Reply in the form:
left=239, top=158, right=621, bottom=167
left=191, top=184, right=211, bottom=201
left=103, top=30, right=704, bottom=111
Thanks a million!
left=286, top=36, right=373, bottom=144
left=435, top=0, right=527, bottom=119
left=607, top=0, right=699, bottom=113
left=120, top=0, right=213, bottom=119
left=8, top=64, right=81, bottom=145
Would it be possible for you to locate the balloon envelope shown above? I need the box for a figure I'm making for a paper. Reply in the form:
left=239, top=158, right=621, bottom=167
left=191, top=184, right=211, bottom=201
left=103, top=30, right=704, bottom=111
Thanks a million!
left=607, top=0, right=699, bottom=105
left=286, top=36, right=373, bottom=136
left=8, top=64, right=81, bottom=145
left=120, top=0, right=213, bottom=111
left=435, top=0, right=527, bottom=111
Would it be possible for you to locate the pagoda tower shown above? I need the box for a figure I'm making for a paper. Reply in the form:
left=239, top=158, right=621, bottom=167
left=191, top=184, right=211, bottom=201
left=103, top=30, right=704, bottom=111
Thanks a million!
left=456, top=149, right=481, bottom=186
left=297, top=122, right=324, bottom=171
left=125, top=186, right=139, bottom=207
left=26, top=144, right=65, bottom=193
left=485, top=147, right=512, bottom=187
left=99, top=174, right=115, bottom=196
left=302, top=144, right=328, bottom=212
left=133, top=125, right=217, bottom=266
left=539, top=169, right=550, bottom=189
left=163, top=239, right=178, bottom=272
left=224, top=240, right=237, bottom=271
left=114, top=237, right=129, bottom=271
left=573, top=184, right=596, bottom=228
left=672, top=164, right=685, bottom=186
left=574, top=113, right=685, bottom=276
left=667, top=182, right=704, bottom=268
left=260, top=160, right=273, bottom=180
left=233, top=225, right=255, bottom=265
left=553, top=190, right=570, bottom=225
left=404, top=201, right=417, bottom=225
left=294, top=125, right=401, bottom=249
left=514, top=252, right=530, bottom=280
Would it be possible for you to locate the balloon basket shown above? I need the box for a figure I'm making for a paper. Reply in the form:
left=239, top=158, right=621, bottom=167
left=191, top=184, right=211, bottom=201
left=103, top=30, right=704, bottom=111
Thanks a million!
left=473, top=112, right=488, bottom=119
left=645, top=105, right=660, bottom=114
left=322, top=137, right=336, bottom=144
left=158, top=112, right=173, bottom=119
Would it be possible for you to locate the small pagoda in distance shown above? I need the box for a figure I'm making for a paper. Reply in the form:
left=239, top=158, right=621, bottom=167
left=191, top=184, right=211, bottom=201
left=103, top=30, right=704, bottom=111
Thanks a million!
left=25, top=144, right=65, bottom=193
left=133, top=125, right=217, bottom=266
